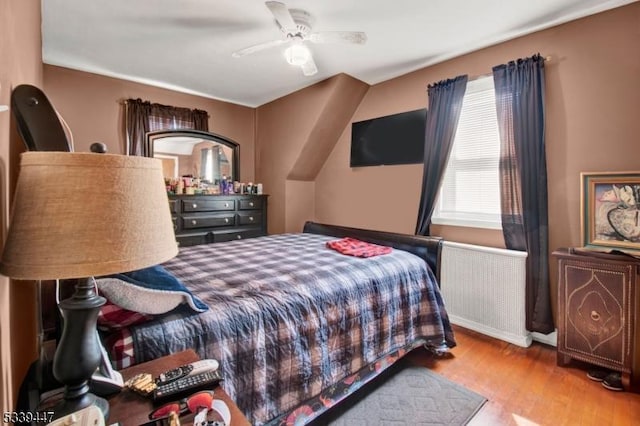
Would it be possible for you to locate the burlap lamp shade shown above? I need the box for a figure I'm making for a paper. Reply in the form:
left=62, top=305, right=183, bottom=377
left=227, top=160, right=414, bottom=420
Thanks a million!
left=0, top=151, right=179, bottom=420
left=0, top=152, right=178, bottom=278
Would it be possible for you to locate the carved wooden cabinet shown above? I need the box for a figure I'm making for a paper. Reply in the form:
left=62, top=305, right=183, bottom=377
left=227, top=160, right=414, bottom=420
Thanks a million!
left=169, top=194, right=268, bottom=247
left=554, top=248, right=640, bottom=390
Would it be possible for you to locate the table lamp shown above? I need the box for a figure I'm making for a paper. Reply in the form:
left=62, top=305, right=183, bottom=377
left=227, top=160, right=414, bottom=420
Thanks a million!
left=0, top=152, right=178, bottom=419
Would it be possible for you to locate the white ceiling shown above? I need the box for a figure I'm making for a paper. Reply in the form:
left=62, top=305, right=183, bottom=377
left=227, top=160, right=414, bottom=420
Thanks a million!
left=42, top=0, right=635, bottom=108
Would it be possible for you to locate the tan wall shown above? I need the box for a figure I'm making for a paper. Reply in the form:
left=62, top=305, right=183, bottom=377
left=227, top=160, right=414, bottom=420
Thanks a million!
left=39, top=4, right=640, bottom=251
left=42, top=66, right=256, bottom=182
left=312, top=3, right=640, bottom=322
left=0, top=0, right=42, bottom=410
left=317, top=3, right=640, bottom=251
left=256, top=74, right=368, bottom=234
left=2, top=2, right=638, bottom=405
left=285, top=180, right=315, bottom=236
left=255, top=78, right=338, bottom=234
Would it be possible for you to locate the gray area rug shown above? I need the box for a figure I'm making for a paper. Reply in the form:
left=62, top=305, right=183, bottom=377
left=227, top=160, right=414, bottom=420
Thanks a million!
left=320, top=364, right=487, bottom=426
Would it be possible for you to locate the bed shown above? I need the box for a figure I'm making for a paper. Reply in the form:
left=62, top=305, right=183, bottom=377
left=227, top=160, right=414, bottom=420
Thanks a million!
left=98, top=222, right=455, bottom=425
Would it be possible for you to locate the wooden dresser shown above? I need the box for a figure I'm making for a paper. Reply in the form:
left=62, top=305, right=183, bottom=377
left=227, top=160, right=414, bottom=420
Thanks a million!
left=169, top=194, right=268, bottom=247
left=553, top=248, right=640, bottom=391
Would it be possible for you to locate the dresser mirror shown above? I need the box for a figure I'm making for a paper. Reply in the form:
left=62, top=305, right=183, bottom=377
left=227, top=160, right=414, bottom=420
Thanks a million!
left=145, top=129, right=240, bottom=184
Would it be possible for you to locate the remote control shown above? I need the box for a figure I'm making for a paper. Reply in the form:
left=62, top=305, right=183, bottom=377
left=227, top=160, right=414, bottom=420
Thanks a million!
left=153, top=370, right=223, bottom=403
left=157, top=364, right=194, bottom=385
left=156, top=359, right=219, bottom=386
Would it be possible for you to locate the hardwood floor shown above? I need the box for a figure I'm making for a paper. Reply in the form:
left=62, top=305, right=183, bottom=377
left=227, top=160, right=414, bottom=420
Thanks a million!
left=405, top=325, right=640, bottom=426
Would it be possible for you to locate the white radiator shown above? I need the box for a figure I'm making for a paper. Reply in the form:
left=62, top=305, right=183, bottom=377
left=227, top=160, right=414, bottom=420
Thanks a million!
left=440, top=241, right=532, bottom=347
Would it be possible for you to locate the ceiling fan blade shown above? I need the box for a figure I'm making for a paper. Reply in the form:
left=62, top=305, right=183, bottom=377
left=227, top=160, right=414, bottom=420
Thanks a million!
left=232, top=38, right=289, bottom=58
left=309, top=31, right=367, bottom=45
left=265, top=1, right=297, bottom=33
left=301, top=55, right=318, bottom=76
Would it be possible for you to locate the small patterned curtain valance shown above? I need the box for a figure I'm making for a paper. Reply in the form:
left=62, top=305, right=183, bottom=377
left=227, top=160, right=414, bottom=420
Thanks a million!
left=124, top=98, right=209, bottom=156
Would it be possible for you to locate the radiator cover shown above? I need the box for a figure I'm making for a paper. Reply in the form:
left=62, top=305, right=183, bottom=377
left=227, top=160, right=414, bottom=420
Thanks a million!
left=440, top=241, right=531, bottom=347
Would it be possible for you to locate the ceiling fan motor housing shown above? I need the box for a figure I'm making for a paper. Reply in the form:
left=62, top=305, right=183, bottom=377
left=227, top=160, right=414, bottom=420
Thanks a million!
left=232, top=2, right=363, bottom=77
left=281, top=8, right=314, bottom=37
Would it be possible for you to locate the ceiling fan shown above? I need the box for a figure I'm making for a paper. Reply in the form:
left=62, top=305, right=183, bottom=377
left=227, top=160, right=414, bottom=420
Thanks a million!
left=231, top=1, right=367, bottom=76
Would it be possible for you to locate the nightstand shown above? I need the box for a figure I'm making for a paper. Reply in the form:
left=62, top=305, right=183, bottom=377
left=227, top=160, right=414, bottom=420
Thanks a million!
left=553, top=248, right=640, bottom=391
left=107, top=350, right=250, bottom=425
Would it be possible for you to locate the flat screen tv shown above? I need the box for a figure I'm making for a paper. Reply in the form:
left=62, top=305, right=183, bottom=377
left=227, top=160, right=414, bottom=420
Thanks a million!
left=350, top=108, right=426, bottom=167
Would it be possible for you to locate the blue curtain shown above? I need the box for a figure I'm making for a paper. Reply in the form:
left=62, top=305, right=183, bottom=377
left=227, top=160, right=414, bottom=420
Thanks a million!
left=493, top=54, right=553, bottom=333
left=415, top=75, right=468, bottom=235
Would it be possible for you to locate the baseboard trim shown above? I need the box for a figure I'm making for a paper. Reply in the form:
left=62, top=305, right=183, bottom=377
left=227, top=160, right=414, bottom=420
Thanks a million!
left=531, top=330, right=557, bottom=347
left=449, top=315, right=532, bottom=348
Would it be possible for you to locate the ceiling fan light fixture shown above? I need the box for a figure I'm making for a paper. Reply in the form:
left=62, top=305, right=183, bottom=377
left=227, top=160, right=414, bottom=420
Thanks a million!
left=231, top=2, right=366, bottom=76
left=284, top=43, right=311, bottom=66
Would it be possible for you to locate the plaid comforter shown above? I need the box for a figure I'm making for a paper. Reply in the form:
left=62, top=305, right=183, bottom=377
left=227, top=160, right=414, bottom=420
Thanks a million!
left=128, top=233, right=455, bottom=425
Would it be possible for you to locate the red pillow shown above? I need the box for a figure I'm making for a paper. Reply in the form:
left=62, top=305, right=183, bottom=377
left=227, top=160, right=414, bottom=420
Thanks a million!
left=97, top=299, right=154, bottom=331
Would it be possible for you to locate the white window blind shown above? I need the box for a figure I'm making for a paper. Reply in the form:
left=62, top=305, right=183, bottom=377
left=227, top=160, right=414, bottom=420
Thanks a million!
left=431, top=77, right=502, bottom=229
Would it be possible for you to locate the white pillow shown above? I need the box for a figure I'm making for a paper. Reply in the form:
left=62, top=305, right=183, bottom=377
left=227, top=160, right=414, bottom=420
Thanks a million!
left=97, top=277, right=197, bottom=315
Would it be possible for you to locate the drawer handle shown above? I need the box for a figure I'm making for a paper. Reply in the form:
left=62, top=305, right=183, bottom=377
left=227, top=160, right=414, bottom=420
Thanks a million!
left=225, top=218, right=229, bottom=223
left=249, top=216, right=254, bottom=221
left=249, top=202, right=254, bottom=207
left=591, top=311, right=601, bottom=321
left=173, top=224, right=178, bottom=231
left=224, top=203, right=229, bottom=207
left=191, top=220, right=197, bottom=225
left=237, top=235, right=242, bottom=239
left=192, top=203, right=198, bottom=208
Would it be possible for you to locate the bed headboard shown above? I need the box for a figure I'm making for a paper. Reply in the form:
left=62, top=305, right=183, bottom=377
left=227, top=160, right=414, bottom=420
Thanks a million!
left=302, top=221, right=443, bottom=284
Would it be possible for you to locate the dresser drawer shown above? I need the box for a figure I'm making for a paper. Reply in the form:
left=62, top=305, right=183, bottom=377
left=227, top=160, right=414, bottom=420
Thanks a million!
left=237, top=211, right=263, bottom=226
left=182, top=214, right=235, bottom=229
left=182, top=199, right=235, bottom=212
left=239, top=198, right=263, bottom=210
left=176, top=232, right=209, bottom=247
left=213, top=229, right=264, bottom=242
left=169, top=194, right=268, bottom=247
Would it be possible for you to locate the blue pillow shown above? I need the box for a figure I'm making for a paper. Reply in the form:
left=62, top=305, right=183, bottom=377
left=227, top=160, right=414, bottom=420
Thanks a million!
left=97, top=265, right=208, bottom=314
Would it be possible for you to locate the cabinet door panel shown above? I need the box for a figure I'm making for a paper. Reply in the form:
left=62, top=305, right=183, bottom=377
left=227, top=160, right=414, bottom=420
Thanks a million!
left=556, top=251, right=636, bottom=375
left=563, top=264, right=626, bottom=366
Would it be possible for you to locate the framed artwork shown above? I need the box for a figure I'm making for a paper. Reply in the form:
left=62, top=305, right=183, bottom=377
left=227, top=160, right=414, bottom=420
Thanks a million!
left=581, top=171, right=640, bottom=254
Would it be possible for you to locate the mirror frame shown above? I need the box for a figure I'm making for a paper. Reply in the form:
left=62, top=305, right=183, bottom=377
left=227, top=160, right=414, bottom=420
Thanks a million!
left=145, top=129, right=240, bottom=182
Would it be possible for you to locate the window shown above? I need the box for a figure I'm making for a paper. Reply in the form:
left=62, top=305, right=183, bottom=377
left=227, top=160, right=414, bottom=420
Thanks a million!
left=431, top=77, right=502, bottom=229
